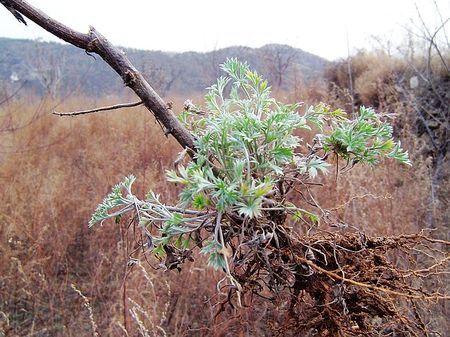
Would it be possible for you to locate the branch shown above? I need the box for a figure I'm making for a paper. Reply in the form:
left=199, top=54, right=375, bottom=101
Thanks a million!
left=2, top=0, right=196, bottom=153
left=1, top=0, right=27, bottom=24
left=53, top=101, right=143, bottom=117
left=0, top=80, right=28, bottom=106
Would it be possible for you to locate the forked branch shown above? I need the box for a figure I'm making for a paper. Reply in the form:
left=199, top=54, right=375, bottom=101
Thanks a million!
left=1, top=0, right=196, bottom=152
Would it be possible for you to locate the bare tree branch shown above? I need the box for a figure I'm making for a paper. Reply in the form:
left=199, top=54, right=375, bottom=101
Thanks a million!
left=433, top=0, right=450, bottom=49
left=1, top=0, right=196, bottom=152
left=414, top=3, right=450, bottom=74
left=53, top=101, right=143, bottom=117
left=0, top=80, right=27, bottom=106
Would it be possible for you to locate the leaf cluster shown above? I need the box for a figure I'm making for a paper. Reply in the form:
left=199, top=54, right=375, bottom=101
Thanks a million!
left=90, top=58, right=410, bottom=273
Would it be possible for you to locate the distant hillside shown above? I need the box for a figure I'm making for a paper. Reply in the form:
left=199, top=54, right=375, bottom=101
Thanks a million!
left=0, top=38, right=328, bottom=97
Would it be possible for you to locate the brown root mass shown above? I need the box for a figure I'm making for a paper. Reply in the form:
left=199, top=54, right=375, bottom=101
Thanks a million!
left=215, top=226, right=449, bottom=337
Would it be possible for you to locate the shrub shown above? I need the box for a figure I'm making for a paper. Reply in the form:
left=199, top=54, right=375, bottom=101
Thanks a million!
left=90, top=59, right=409, bottom=272
left=86, top=60, right=450, bottom=337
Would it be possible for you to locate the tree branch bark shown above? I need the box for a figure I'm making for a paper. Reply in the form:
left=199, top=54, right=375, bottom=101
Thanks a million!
left=2, top=0, right=196, bottom=152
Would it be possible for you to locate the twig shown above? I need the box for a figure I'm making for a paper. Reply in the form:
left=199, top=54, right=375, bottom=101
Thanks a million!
left=0, top=80, right=28, bottom=106
left=414, top=3, right=449, bottom=74
left=53, top=101, right=143, bottom=116
left=433, top=0, right=450, bottom=49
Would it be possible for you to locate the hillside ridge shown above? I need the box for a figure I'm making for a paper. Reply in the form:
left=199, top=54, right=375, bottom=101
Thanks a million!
left=0, top=37, right=328, bottom=97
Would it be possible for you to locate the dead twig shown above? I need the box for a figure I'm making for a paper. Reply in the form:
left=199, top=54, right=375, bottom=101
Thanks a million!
left=53, top=101, right=143, bottom=116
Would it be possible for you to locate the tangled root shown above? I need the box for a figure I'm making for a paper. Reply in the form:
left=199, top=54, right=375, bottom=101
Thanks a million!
left=223, top=229, right=449, bottom=336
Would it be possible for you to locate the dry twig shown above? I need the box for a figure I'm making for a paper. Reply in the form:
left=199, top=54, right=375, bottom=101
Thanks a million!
left=53, top=101, right=143, bottom=116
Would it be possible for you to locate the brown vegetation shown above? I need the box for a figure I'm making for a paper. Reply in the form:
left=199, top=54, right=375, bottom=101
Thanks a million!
left=0, top=26, right=449, bottom=337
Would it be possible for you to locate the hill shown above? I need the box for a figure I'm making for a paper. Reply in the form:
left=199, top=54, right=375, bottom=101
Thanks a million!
left=0, top=38, right=328, bottom=97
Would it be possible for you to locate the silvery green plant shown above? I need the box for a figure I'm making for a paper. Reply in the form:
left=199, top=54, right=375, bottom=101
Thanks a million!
left=89, top=59, right=410, bottom=294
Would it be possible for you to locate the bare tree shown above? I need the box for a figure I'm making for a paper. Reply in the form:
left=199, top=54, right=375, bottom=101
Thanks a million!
left=138, top=60, right=181, bottom=97
left=206, top=44, right=222, bottom=83
left=262, top=45, right=297, bottom=90
left=25, top=40, right=64, bottom=98
left=395, top=3, right=449, bottom=229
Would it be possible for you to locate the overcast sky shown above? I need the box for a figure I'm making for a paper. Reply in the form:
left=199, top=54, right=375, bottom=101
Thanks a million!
left=0, top=0, right=448, bottom=60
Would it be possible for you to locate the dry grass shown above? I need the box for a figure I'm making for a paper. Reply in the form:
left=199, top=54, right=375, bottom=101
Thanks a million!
left=0, top=94, right=278, bottom=336
left=0, top=95, right=178, bottom=336
left=0, top=48, right=448, bottom=336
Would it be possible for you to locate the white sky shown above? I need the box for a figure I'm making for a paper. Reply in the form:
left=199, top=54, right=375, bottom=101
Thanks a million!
left=0, top=0, right=448, bottom=60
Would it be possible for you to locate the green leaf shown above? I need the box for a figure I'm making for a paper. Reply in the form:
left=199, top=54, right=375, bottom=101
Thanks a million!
left=89, top=175, right=135, bottom=227
left=167, top=213, right=184, bottom=226
left=388, top=141, right=412, bottom=165
left=200, top=240, right=221, bottom=255
left=308, top=213, right=319, bottom=225
left=297, top=157, right=330, bottom=178
left=153, top=244, right=166, bottom=258
left=321, top=105, right=410, bottom=166
left=254, top=182, right=273, bottom=198
left=293, top=210, right=303, bottom=221
left=192, top=193, right=209, bottom=210
left=166, top=169, right=189, bottom=185
left=207, top=253, right=226, bottom=271
left=237, top=200, right=262, bottom=218
left=272, top=147, right=294, bottom=162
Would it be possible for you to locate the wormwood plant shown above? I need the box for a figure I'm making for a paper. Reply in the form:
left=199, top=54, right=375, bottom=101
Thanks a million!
left=90, top=60, right=448, bottom=336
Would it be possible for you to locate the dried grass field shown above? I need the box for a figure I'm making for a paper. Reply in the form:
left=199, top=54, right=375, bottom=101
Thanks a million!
left=0, top=49, right=449, bottom=336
